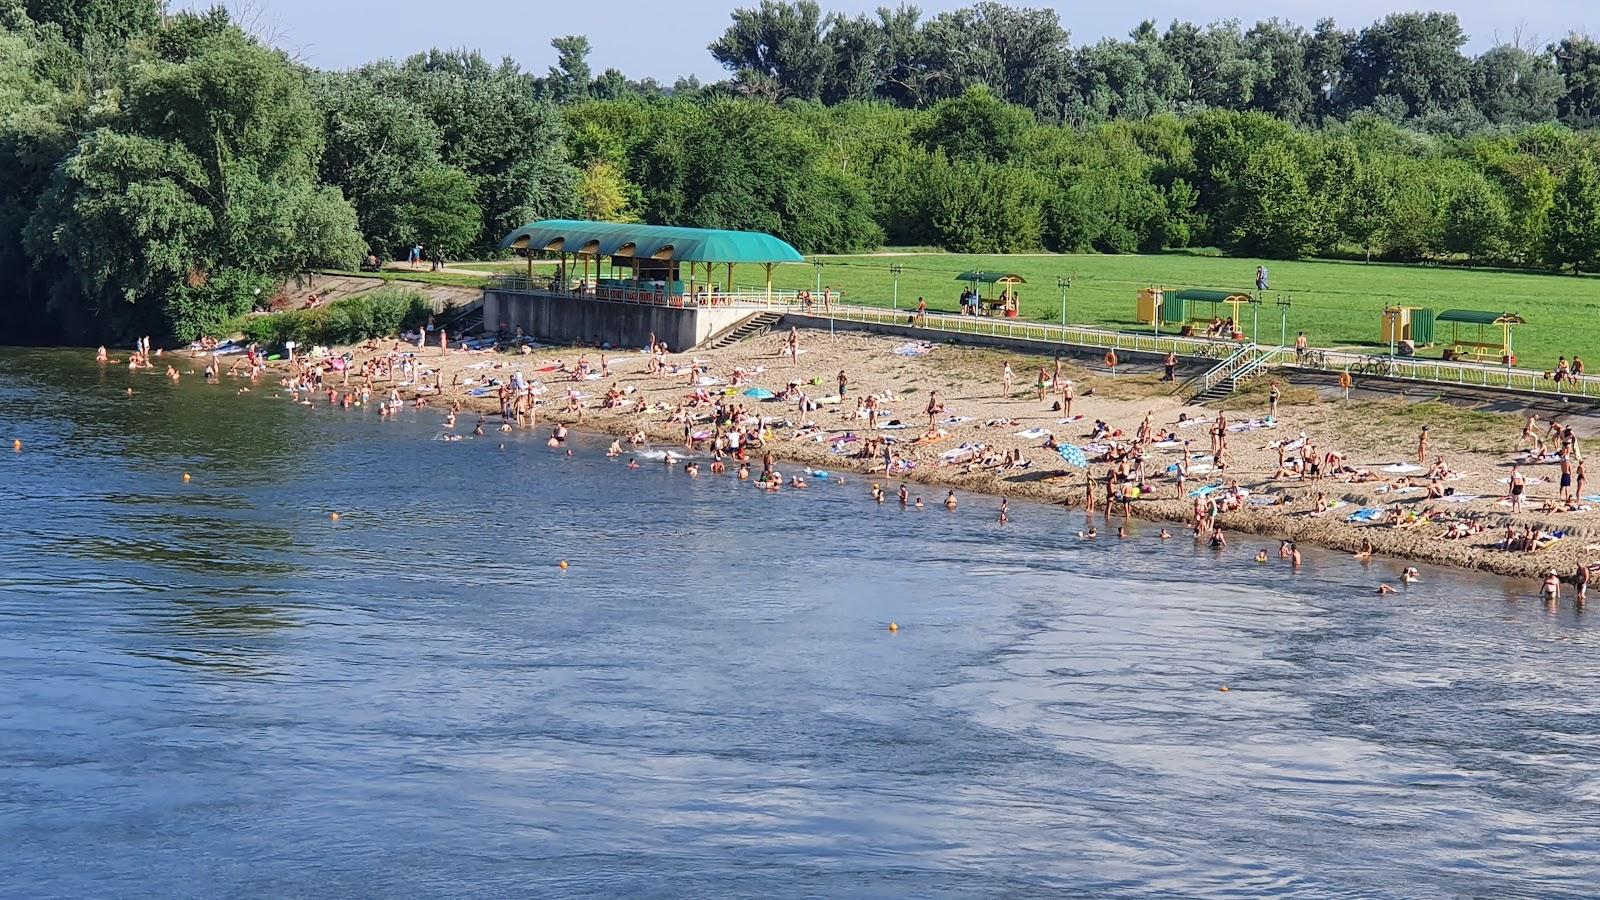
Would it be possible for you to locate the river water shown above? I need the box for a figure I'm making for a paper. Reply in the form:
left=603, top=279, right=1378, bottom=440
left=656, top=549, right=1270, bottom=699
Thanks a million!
left=2, top=348, right=1598, bottom=898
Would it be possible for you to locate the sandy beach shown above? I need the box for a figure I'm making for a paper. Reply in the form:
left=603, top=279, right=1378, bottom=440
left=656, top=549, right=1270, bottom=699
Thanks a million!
left=228, top=329, right=1598, bottom=588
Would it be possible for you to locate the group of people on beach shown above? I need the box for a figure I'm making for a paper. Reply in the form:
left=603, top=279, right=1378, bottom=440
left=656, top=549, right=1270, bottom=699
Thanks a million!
left=122, top=315, right=1599, bottom=605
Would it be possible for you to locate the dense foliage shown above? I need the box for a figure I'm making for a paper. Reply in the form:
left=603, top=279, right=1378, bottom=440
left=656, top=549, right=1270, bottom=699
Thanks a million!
left=237, top=287, right=433, bottom=348
left=4, top=1, right=1600, bottom=343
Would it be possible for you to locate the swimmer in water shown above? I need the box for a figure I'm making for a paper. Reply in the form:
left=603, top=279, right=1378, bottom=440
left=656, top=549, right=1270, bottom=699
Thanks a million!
left=999, top=499, right=1009, bottom=524
left=607, top=440, right=623, bottom=457
left=1255, top=550, right=1269, bottom=563
left=898, top=485, right=909, bottom=506
left=944, top=491, right=957, bottom=510
left=913, top=498, right=924, bottom=510
left=1077, top=527, right=1098, bottom=539
left=1378, top=584, right=1399, bottom=595
left=1290, top=543, right=1303, bottom=568
left=738, top=463, right=750, bottom=480
left=1117, top=525, right=1128, bottom=539
left=1541, top=569, right=1561, bottom=602
left=627, top=458, right=640, bottom=469
left=685, top=462, right=699, bottom=476
left=1159, top=528, right=1172, bottom=540
left=1402, top=566, right=1420, bottom=584
left=871, top=483, right=884, bottom=503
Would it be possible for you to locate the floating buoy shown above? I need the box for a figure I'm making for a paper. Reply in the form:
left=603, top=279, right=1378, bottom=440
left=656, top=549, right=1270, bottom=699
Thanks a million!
left=1218, top=685, right=1231, bottom=692
left=329, top=512, right=341, bottom=521
left=182, top=472, right=191, bottom=482
left=888, top=621, right=899, bottom=632
left=559, top=560, right=569, bottom=570
left=11, top=439, right=20, bottom=452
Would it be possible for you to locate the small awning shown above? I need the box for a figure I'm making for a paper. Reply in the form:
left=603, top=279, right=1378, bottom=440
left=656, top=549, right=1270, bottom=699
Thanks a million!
left=956, top=272, right=1027, bottom=284
left=1170, top=289, right=1251, bottom=303
left=1435, top=309, right=1524, bottom=325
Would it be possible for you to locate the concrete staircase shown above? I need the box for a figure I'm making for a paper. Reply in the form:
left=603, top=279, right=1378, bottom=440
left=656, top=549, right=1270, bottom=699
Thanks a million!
left=701, top=311, right=781, bottom=350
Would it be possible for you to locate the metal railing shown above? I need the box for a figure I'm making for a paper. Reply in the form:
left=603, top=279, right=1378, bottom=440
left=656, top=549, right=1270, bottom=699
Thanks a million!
left=821, top=304, right=1235, bottom=359
left=486, top=275, right=804, bottom=309
left=1289, top=349, right=1600, bottom=400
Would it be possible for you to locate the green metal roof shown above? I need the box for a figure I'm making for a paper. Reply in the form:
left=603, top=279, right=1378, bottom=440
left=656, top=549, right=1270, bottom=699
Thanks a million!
left=500, top=219, right=803, bottom=264
left=1170, top=289, right=1252, bottom=302
left=956, top=271, right=1027, bottom=284
left=1435, top=309, right=1524, bottom=325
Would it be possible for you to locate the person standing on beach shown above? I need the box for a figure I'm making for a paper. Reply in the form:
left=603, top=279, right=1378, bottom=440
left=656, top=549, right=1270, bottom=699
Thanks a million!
left=787, top=327, right=799, bottom=366
left=1269, top=382, right=1281, bottom=419
left=1417, top=425, right=1429, bottom=464
left=1576, top=458, right=1588, bottom=501
left=1510, top=464, right=1526, bottom=511
left=1002, top=362, right=1014, bottom=398
left=1061, top=379, right=1074, bottom=418
left=837, top=370, right=848, bottom=399
left=1560, top=453, right=1575, bottom=503
left=1576, top=561, right=1590, bottom=605
left=1163, top=350, right=1177, bottom=382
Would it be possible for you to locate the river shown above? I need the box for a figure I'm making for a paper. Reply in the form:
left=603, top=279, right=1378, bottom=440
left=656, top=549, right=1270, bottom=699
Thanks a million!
left=2, top=348, right=1598, bottom=898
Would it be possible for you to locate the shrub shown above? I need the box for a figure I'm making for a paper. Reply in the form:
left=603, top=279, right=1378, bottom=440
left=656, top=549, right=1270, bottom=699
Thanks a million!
left=235, top=287, right=433, bottom=348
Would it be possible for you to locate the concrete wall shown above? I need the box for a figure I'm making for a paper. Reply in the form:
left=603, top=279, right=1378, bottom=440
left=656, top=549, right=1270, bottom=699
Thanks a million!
left=483, top=290, right=754, bottom=350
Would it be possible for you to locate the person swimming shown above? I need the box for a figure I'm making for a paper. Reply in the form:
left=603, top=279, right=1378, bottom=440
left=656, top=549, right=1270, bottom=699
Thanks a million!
left=1378, top=584, right=1399, bottom=595
left=913, top=498, right=924, bottom=510
left=944, top=491, right=957, bottom=510
left=1159, top=528, right=1172, bottom=540
left=1402, top=566, right=1420, bottom=584
left=1255, top=550, right=1268, bottom=563
left=627, top=458, right=640, bottom=469
left=999, top=499, right=1010, bottom=524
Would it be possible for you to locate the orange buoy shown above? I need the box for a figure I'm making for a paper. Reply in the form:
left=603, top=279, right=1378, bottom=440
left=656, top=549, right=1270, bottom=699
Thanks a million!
left=559, top=560, right=569, bottom=570
left=887, top=621, right=899, bottom=632
left=1218, top=685, right=1231, bottom=692
left=11, top=439, right=21, bottom=452
left=329, top=512, right=341, bottom=521
left=182, top=472, right=191, bottom=483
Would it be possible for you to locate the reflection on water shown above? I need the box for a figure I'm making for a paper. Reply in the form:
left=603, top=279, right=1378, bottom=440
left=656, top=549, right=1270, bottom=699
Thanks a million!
left=2, top=347, right=1599, bottom=897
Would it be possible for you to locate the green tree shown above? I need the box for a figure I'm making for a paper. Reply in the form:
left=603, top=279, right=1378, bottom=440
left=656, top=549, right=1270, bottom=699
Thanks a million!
left=401, top=165, right=481, bottom=260
left=1229, top=139, right=1316, bottom=257
left=23, top=17, right=361, bottom=340
left=1341, top=13, right=1473, bottom=119
left=1442, top=172, right=1510, bottom=261
left=709, top=0, right=832, bottom=101
left=1472, top=44, right=1563, bottom=127
left=915, top=84, right=1032, bottom=164
left=576, top=159, right=638, bottom=221
left=1553, top=34, right=1600, bottom=127
left=23, top=0, right=160, bottom=49
left=1547, top=154, right=1600, bottom=272
left=546, top=35, right=592, bottom=104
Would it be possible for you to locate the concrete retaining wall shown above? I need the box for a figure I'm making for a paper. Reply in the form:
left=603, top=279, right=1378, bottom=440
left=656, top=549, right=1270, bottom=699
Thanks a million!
left=483, top=290, right=752, bottom=350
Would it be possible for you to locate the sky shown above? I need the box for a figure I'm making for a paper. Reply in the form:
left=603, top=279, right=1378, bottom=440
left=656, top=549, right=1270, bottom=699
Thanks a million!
left=169, top=0, right=1590, bottom=83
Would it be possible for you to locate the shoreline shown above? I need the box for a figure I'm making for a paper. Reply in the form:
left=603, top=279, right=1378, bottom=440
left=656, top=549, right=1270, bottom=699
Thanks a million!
left=240, top=331, right=1598, bottom=588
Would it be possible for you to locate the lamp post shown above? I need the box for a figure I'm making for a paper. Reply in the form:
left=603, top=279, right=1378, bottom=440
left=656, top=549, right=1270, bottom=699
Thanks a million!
left=1056, top=276, right=1071, bottom=340
left=890, top=264, right=903, bottom=313
left=1251, top=292, right=1262, bottom=344
left=1277, top=294, right=1292, bottom=348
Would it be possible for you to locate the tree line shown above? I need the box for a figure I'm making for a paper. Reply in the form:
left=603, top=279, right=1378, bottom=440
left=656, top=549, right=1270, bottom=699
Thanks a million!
left=2, top=1, right=1600, bottom=343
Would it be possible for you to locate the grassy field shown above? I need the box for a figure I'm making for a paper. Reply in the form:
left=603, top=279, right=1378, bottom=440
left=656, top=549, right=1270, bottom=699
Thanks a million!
left=764, top=252, right=1600, bottom=367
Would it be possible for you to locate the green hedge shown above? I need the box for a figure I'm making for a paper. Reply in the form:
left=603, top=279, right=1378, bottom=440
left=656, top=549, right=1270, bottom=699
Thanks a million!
left=239, top=288, right=433, bottom=348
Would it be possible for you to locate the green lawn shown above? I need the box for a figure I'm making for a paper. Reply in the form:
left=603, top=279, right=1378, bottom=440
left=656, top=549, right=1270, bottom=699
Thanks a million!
left=766, top=252, right=1600, bottom=367
left=314, top=268, right=492, bottom=289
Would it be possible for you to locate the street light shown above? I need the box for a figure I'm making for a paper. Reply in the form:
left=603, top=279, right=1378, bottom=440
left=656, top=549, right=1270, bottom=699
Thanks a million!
left=1276, top=294, right=1293, bottom=348
left=1250, top=292, right=1263, bottom=344
left=1055, top=276, right=1071, bottom=338
left=890, top=264, right=904, bottom=313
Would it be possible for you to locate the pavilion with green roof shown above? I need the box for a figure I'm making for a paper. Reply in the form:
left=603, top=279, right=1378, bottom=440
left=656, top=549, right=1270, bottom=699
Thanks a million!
left=500, top=219, right=804, bottom=305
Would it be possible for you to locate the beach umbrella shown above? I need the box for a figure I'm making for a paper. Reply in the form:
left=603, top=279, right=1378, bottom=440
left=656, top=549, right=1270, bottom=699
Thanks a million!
left=1057, top=444, right=1088, bottom=468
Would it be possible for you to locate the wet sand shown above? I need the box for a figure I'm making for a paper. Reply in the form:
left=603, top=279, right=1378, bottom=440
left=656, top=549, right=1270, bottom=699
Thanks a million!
left=241, top=331, right=1599, bottom=585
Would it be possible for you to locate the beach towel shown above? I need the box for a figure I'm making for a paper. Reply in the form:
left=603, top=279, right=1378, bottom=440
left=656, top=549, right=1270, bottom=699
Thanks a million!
left=1498, top=476, right=1547, bottom=485
left=1188, top=482, right=1224, bottom=498
left=1347, top=507, right=1385, bottom=523
left=1013, top=428, right=1052, bottom=439
left=1247, top=495, right=1279, bottom=507
left=1441, top=493, right=1481, bottom=503
left=1381, top=464, right=1424, bottom=474
left=892, top=342, right=935, bottom=357
left=1152, top=440, right=1183, bottom=450
left=696, top=376, right=725, bottom=387
left=1057, top=415, right=1086, bottom=424
left=1584, top=495, right=1600, bottom=504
